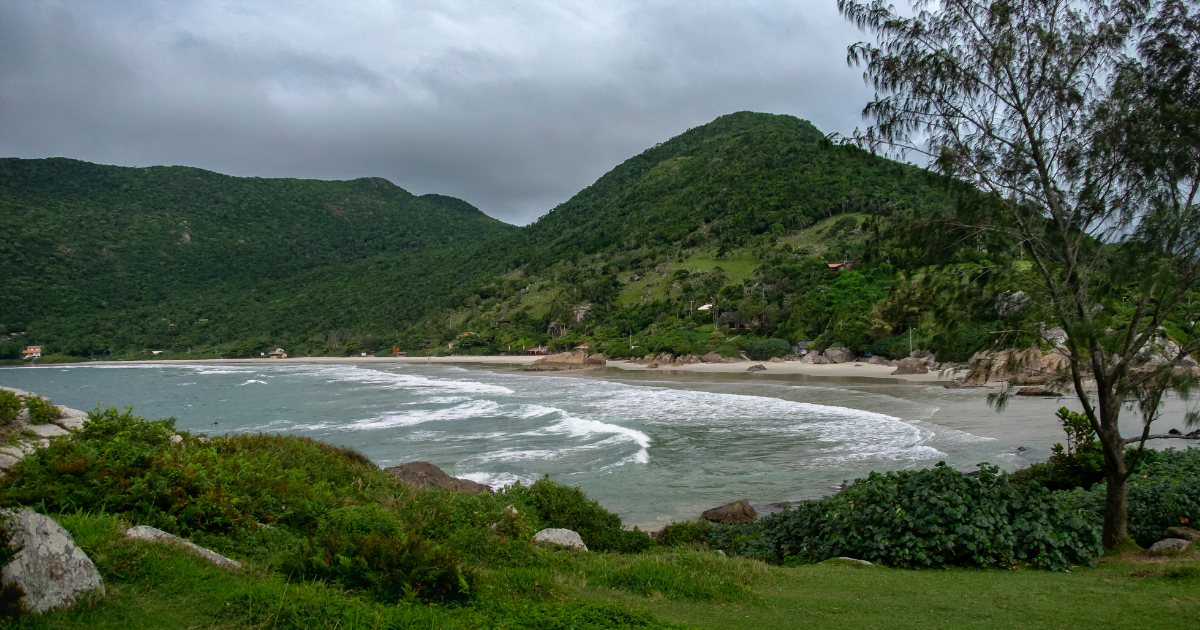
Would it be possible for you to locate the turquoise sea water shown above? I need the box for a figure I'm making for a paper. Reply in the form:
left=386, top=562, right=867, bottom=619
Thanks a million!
left=0, top=362, right=1073, bottom=527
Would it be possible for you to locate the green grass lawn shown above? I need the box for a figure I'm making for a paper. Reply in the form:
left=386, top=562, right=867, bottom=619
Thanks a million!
left=14, top=513, right=1199, bottom=630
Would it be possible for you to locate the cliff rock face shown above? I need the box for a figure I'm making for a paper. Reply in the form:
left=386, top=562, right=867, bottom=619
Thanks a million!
left=2, top=510, right=105, bottom=613
left=524, top=351, right=606, bottom=371
left=384, top=461, right=491, bottom=494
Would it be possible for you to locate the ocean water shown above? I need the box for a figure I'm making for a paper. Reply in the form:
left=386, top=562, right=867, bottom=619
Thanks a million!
left=0, top=361, right=1134, bottom=527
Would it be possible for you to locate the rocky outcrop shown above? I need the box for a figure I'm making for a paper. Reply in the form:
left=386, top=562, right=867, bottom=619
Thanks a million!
left=0, top=390, right=87, bottom=475
left=867, top=356, right=893, bottom=366
left=1015, top=386, right=1060, bottom=396
left=1147, top=538, right=1189, bottom=555
left=2, top=510, right=104, bottom=613
left=891, top=357, right=929, bottom=375
left=384, top=461, right=492, bottom=494
left=701, top=500, right=757, bottom=524
left=823, top=347, right=854, bottom=364
left=746, top=364, right=766, bottom=372
left=524, top=351, right=606, bottom=371
left=125, top=526, right=242, bottom=569
left=962, top=345, right=1073, bottom=386
left=699, top=352, right=724, bottom=363
left=799, top=352, right=830, bottom=364
left=533, top=528, right=587, bottom=551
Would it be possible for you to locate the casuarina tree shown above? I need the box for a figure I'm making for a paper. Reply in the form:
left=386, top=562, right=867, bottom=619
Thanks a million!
left=836, top=0, right=1200, bottom=548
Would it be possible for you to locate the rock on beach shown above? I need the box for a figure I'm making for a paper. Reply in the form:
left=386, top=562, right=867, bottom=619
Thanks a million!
left=384, top=461, right=492, bottom=494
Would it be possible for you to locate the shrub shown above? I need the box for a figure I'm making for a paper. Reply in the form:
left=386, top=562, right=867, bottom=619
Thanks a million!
left=869, top=333, right=914, bottom=360
left=23, top=395, right=60, bottom=424
left=700, top=463, right=1101, bottom=571
left=743, top=338, right=790, bottom=360
left=282, top=505, right=477, bottom=604
left=0, top=406, right=400, bottom=537
left=508, top=479, right=653, bottom=553
left=0, top=391, right=20, bottom=426
left=654, top=520, right=711, bottom=547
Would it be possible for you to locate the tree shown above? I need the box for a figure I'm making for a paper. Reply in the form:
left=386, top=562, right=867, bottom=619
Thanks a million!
left=837, top=0, right=1200, bottom=548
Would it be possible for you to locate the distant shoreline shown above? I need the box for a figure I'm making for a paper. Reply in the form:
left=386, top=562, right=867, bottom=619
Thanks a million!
left=5, top=354, right=974, bottom=384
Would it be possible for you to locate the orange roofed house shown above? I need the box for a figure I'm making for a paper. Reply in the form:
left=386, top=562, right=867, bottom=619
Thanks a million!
left=22, top=345, right=41, bottom=359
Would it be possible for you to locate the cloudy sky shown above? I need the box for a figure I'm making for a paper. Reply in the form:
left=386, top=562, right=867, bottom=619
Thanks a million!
left=1, top=0, right=876, bottom=225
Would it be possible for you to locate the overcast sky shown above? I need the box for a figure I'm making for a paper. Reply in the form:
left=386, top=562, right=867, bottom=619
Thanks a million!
left=1, top=0, right=876, bottom=225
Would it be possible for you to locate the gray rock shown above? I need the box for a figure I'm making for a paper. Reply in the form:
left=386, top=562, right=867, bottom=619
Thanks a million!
left=823, top=347, right=854, bottom=364
left=28, top=424, right=69, bottom=439
left=533, top=528, right=587, bottom=551
left=891, top=357, right=929, bottom=375
left=0, top=454, right=20, bottom=470
left=1147, top=538, right=1189, bottom=555
left=1162, top=526, right=1200, bottom=541
left=746, top=364, right=767, bottom=372
left=53, top=407, right=88, bottom=431
left=2, top=509, right=105, bottom=613
left=125, top=526, right=242, bottom=568
left=837, top=557, right=873, bottom=565
left=169, top=434, right=183, bottom=445
left=701, top=500, right=757, bottom=524
left=699, top=352, right=725, bottom=363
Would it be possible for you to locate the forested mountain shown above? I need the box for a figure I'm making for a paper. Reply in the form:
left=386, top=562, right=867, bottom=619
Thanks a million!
left=2, top=112, right=1048, bottom=361
left=0, top=159, right=513, bottom=357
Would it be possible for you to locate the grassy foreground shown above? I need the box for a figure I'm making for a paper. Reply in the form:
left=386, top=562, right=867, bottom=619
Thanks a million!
left=0, top=408, right=1197, bottom=628
left=9, top=512, right=1199, bottom=630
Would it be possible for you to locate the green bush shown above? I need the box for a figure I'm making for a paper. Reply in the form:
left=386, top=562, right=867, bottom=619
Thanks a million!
left=653, top=520, right=711, bottom=547
left=508, top=479, right=653, bottom=553
left=0, top=406, right=399, bottom=537
left=869, top=333, right=914, bottom=360
left=743, top=338, right=790, bottom=360
left=22, top=395, right=60, bottom=424
left=282, top=505, right=477, bottom=604
left=0, top=391, right=20, bottom=426
left=699, top=463, right=1101, bottom=571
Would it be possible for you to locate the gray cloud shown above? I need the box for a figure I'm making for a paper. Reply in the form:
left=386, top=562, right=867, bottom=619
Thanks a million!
left=0, top=0, right=875, bottom=225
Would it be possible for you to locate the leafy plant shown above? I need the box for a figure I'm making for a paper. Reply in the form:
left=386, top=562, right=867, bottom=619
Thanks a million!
left=691, top=463, right=1101, bottom=571
left=743, top=337, right=791, bottom=360
left=0, top=391, right=20, bottom=426
left=22, top=394, right=60, bottom=425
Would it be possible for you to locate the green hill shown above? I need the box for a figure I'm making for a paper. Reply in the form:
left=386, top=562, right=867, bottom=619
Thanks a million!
left=2, top=112, right=1012, bottom=360
left=0, top=158, right=514, bottom=357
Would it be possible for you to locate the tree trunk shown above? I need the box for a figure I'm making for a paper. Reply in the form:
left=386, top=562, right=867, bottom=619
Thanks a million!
left=1098, top=391, right=1130, bottom=549
left=1102, top=466, right=1129, bottom=548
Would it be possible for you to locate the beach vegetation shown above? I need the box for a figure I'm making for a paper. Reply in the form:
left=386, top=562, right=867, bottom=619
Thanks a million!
left=21, top=395, right=60, bottom=425
left=0, top=390, right=21, bottom=426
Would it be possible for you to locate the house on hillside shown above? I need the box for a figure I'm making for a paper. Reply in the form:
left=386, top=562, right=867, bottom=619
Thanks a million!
left=827, top=260, right=853, bottom=272
left=22, top=345, right=41, bottom=359
left=268, top=348, right=287, bottom=359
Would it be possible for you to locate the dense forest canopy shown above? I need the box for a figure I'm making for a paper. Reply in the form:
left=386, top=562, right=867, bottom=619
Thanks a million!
left=2, top=111, right=1183, bottom=363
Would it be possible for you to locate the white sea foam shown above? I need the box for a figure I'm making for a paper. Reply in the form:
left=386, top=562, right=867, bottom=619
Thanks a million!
left=458, top=471, right=539, bottom=489
left=335, top=399, right=504, bottom=431
left=296, top=365, right=514, bottom=395
left=238, top=379, right=267, bottom=386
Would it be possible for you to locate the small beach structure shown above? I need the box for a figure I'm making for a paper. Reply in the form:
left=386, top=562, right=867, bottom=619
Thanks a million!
left=268, top=347, right=287, bottom=359
left=827, top=260, right=853, bottom=272
left=574, top=343, right=590, bottom=350
left=525, top=346, right=549, bottom=355
left=21, top=345, right=41, bottom=359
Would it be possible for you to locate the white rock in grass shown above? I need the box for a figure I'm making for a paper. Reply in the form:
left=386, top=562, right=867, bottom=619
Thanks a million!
left=1147, top=538, right=1189, bottom=555
left=2, top=509, right=105, bottom=613
left=533, top=528, right=587, bottom=551
left=125, top=526, right=242, bottom=568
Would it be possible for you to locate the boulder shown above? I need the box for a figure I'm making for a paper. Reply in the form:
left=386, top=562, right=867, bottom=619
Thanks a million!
left=1147, top=538, right=1189, bottom=555
left=747, top=364, right=767, bottom=372
left=384, top=461, right=492, bottom=494
left=1162, top=527, right=1200, bottom=541
left=837, top=557, right=873, bottom=566
left=533, top=528, right=587, bottom=551
left=1, top=509, right=105, bottom=613
left=53, top=406, right=88, bottom=431
left=823, top=347, right=854, bottom=364
left=1015, top=386, right=1060, bottom=397
left=768, top=357, right=784, bottom=363
left=799, top=352, right=829, bottom=364
left=125, top=526, right=242, bottom=569
left=721, top=356, right=744, bottom=363
left=701, top=500, right=757, bottom=524
left=963, top=349, right=1012, bottom=385
left=891, top=357, right=929, bottom=375
left=583, top=353, right=606, bottom=366
left=0, top=453, right=19, bottom=471
left=699, top=352, right=724, bottom=364
left=867, top=356, right=891, bottom=365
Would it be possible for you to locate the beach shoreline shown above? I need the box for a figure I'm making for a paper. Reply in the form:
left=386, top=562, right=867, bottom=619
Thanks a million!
left=6, top=354, right=975, bottom=384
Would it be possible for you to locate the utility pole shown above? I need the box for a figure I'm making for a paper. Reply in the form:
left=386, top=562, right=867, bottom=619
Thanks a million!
left=909, top=328, right=913, bottom=355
